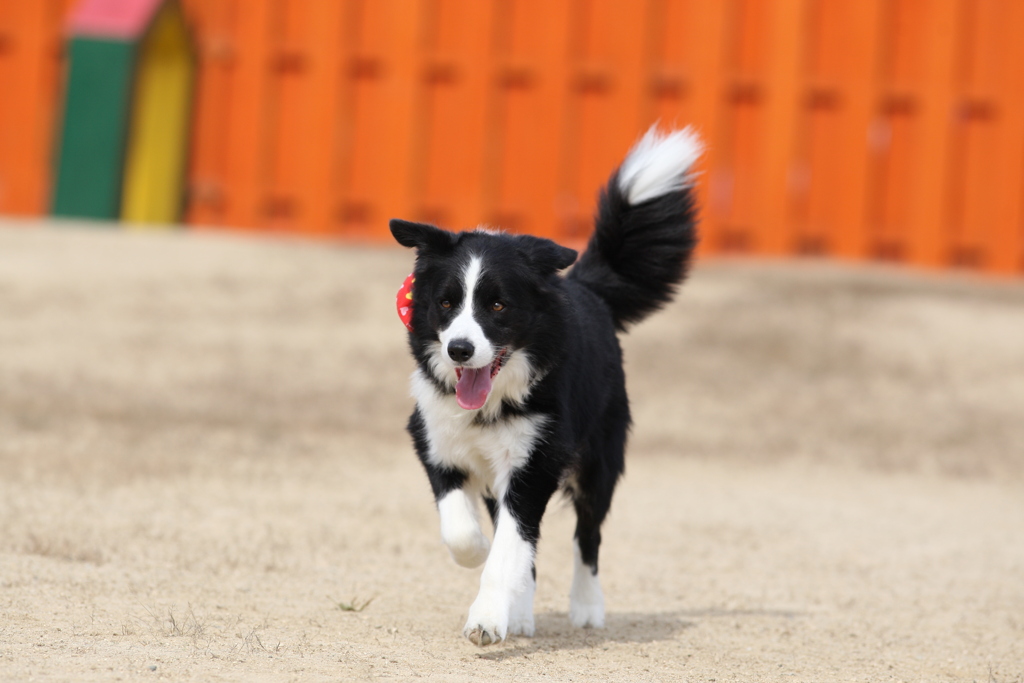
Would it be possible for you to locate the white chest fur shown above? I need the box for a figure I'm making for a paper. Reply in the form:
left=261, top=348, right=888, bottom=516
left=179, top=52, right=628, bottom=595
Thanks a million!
left=411, top=368, right=545, bottom=499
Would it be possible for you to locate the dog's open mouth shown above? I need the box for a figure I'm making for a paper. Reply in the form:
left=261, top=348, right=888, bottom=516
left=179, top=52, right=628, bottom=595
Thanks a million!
left=453, top=349, right=508, bottom=410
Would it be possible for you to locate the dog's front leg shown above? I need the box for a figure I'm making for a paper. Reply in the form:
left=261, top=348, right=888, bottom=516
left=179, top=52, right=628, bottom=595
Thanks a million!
left=409, top=409, right=491, bottom=568
left=462, top=504, right=532, bottom=645
left=437, top=488, right=490, bottom=568
left=464, top=467, right=558, bottom=646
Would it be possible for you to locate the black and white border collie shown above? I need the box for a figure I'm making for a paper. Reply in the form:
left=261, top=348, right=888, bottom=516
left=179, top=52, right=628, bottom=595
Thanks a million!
left=389, top=127, right=701, bottom=646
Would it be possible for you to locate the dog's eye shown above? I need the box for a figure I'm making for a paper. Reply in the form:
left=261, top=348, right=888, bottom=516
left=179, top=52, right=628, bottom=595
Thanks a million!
left=492, top=301, right=505, bottom=312
left=440, top=300, right=451, bottom=310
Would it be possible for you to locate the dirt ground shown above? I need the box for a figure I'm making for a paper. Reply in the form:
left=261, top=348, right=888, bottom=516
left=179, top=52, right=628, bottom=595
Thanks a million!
left=1, top=219, right=1022, bottom=682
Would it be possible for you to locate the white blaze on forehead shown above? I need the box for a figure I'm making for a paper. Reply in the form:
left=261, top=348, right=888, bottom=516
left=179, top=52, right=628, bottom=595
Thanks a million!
left=439, top=255, right=494, bottom=368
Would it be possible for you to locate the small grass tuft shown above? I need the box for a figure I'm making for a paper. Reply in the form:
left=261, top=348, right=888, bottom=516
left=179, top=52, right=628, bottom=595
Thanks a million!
left=332, top=595, right=375, bottom=613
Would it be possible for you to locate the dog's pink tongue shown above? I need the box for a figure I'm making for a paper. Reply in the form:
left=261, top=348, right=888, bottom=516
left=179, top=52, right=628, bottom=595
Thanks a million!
left=455, top=366, right=493, bottom=410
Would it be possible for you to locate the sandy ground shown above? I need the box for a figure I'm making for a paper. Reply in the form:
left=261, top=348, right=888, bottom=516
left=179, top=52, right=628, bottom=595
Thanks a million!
left=1, top=219, right=1022, bottom=682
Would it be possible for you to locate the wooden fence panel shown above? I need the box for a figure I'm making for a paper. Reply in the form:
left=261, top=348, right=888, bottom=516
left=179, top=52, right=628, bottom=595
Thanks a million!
left=989, top=1, right=1024, bottom=274
left=220, top=0, right=273, bottom=231
left=870, top=0, right=926, bottom=263
left=712, top=0, right=756, bottom=253
left=754, top=0, right=807, bottom=256
left=716, top=0, right=783, bottom=253
left=795, top=0, right=883, bottom=260
left=415, top=0, right=496, bottom=232
left=338, top=0, right=424, bottom=239
left=908, top=0, right=959, bottom=268
left=183, top=0, right=236, bottom=227
left=560, top=0, right=648, bottom=241
left=952, top=0, right=1024, bottom=273
left=281, top=0, right=348, bottom=237
left=646, top=0, right=729, bottom=258
left=264, top=0, right=310, bottom=231
left=488, top=0, right=573, bottom=239
left=0, top=0, right=75, bottom=215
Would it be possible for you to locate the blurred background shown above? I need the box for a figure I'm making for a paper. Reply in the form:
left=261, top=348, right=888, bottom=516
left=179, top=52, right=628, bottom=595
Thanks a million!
left=1, top=0, right=1022, bottom=274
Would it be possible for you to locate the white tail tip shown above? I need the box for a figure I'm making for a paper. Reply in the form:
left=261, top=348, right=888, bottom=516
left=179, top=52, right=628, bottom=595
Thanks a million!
left=617, top=125, right=703, bottom=205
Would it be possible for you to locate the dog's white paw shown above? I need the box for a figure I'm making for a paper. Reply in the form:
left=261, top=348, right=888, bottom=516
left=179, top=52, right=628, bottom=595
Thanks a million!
left=570, top=545, right=605, bottom=628
left=463, top=594, right=508, bottom=646
left=507, top=582, right=535, bottom=637
left=569, top=594, right=605, bottom=628
left=445, top=529, right=490, bottom=568
left=438, top=490, right=490, bottom=568
left=507, top=611, right=535, bottom=637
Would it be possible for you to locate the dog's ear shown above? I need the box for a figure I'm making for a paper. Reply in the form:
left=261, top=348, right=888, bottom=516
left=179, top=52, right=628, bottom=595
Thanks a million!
left=517, top=235, right=578, bottom=274
left=389, top=219, right=456, bottom=253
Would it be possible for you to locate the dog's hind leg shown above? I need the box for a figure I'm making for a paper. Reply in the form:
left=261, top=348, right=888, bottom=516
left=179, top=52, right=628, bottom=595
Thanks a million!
left=570, top=500, right=607, bottom=628
left=570, top=412, right=627, bottom=628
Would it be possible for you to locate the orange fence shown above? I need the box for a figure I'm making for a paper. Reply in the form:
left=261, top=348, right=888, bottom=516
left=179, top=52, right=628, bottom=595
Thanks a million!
left=0, top=0, right=76, bottom=216
left=1, top=0, right=1022, bottom=274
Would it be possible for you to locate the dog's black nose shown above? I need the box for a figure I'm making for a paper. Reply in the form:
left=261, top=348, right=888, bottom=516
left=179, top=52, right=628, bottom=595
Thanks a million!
left=447, top=339, right=474, bottom=363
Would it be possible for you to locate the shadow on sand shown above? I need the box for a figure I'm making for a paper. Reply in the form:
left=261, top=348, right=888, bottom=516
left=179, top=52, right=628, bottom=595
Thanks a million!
left=476, top=607, right=802, bottom=660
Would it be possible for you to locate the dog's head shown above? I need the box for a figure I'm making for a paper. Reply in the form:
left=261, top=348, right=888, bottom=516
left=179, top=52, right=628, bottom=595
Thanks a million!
left=390, top=219, right=577, bottom=410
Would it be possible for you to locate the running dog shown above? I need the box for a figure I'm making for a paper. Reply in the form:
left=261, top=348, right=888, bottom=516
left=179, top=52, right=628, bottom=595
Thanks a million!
left=389, top=126, right=701, bottom=645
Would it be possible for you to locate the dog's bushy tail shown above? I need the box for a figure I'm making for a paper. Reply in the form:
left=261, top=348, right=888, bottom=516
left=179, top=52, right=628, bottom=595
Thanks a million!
left=569, top=126, right=702, bottom=331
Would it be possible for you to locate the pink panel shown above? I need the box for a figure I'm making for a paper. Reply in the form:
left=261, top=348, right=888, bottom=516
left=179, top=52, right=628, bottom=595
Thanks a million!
left=69, top=0, right=164, bottom=39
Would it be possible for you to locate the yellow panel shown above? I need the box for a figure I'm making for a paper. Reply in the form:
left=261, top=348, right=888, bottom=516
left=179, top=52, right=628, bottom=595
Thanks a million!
left=120, top=1, right=193, bottom=226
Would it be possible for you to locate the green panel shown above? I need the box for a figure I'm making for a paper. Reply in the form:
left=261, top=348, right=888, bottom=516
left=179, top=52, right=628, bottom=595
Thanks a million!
left=52, top=38, right=136, bottom=221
